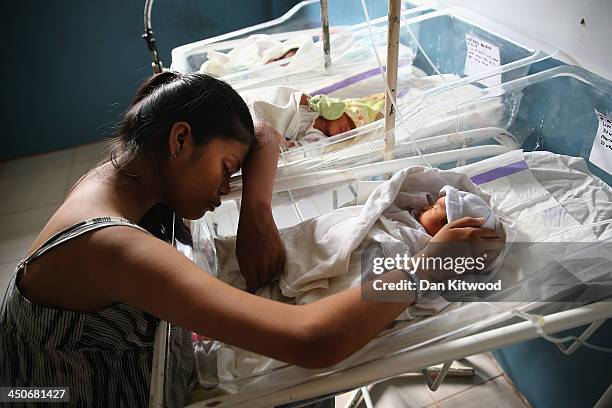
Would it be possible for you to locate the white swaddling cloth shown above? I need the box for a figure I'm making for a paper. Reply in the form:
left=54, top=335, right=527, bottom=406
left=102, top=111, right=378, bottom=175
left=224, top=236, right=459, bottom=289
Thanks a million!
left=440, top=185, right=498, bottom=230
left=200, top=34, right=314, bottom=77
left=198, top=166, right=509, bottom=389
left=241, top=86, right=327, bottom=148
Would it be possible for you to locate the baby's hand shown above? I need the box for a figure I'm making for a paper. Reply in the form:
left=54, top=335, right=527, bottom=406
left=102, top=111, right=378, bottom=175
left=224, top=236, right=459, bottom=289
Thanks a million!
left=282, top=139, right=296, bottom=149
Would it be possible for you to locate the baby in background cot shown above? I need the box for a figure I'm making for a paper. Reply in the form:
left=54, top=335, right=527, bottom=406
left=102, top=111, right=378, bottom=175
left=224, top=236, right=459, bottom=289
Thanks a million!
left=243, top=86, right=386, bottom=150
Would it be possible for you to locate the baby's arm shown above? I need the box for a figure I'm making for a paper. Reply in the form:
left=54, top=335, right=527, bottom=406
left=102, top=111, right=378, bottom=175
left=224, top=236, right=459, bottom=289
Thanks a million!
left=299, top=93, right=310, bottom=106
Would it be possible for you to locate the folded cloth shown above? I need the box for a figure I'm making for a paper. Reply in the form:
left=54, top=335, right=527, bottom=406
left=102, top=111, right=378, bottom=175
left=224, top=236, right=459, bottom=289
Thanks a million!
left=344, top=93, right=386, bottom=127
left=242, top=86, right=328, bottom=148
left=439, top=185, right=497, bottom=230
left=308, top=93, right=386, bottom=128
left=200, top=34, right=313, bottom=77
left=308, top=94, right=346, bottom=120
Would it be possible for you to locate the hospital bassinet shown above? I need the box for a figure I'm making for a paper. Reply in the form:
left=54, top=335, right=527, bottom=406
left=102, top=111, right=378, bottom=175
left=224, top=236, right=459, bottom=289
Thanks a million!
left=184, top=65, right=612, bottom=407
left=170, top=1, right=556, bottom=90
left=168, top=1, right=559, bottom=178
left=140, top=2, right=612, bottom=406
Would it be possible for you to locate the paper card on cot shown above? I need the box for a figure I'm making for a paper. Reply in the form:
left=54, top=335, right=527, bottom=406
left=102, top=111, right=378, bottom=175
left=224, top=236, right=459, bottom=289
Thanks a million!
left=589, top=110, right=612, bottom=176
left=464, top=33, right=501, bottom=87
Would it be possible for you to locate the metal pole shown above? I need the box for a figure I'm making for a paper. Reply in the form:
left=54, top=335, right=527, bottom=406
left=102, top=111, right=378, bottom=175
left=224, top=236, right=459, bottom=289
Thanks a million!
left=384, top=0, right=401, bottom=161
left=143, top=0, right=163, bottom=74
left=320, top=0, right=331, bottom=74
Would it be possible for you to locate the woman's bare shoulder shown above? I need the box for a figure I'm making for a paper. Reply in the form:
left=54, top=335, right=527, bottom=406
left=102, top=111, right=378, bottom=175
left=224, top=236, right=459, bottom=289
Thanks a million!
left=17, top=223, right=157, bottom=312
left=17, top=168, right=172, bottom=312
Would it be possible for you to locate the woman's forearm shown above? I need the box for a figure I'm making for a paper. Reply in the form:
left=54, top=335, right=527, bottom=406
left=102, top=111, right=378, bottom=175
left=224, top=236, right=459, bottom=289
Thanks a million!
left=241, top=124, right=281, bottom=208
left=298, top=268, right=416, bottom=368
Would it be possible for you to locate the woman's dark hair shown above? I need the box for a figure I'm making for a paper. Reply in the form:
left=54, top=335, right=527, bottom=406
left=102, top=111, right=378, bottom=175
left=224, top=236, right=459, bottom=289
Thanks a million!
left=108, top=71, right=255, bottom=244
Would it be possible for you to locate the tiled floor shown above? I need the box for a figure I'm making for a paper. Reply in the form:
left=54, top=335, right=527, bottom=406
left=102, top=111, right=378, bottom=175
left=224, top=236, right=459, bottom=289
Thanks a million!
left=335, top=353, right=531, bottom=408
left=1, top=144, right=531, bottom=408
left=0, top=142, right=106, bottom=294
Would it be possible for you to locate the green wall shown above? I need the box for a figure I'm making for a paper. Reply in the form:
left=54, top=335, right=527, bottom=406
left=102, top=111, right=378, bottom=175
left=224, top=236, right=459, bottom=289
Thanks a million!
left=1, top=0, right=302, bottom=161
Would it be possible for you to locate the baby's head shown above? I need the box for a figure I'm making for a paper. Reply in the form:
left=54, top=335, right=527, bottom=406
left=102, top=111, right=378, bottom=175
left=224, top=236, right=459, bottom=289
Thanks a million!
left=417, top=196, right=448, bottom=236
left=313, top=113, right=356, bottom=136
left=308, top=93, right=384, bottom=137
left=267, top=48, right=299, bottom=63
left=417, top=186, right=497, bottom=236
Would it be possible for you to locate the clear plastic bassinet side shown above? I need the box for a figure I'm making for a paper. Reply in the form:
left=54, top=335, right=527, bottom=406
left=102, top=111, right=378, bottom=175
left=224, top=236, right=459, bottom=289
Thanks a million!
left=189, top=149, right=612, bottom=402
left=400, top=65, right=612, bottom=186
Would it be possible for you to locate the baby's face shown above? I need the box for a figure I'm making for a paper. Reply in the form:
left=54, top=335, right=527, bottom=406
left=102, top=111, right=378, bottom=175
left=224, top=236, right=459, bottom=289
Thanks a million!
left=266, top=48, right=298, bottom=63
left=417, top=196, right=447, bottom=236
left=314, top=113, right=356, bottom=136
left=328, top=113, right=355, bottom=136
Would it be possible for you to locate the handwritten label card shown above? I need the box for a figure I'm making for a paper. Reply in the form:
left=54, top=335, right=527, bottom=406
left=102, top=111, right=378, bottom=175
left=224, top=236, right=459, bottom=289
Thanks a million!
left=589, top=110, right=612, bottom=175
left=464, top=33, right=501, bottom=87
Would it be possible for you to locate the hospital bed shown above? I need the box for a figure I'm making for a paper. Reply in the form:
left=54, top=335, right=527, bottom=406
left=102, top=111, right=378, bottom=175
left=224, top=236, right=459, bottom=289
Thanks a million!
left=180, top=65, right=612, bottom=407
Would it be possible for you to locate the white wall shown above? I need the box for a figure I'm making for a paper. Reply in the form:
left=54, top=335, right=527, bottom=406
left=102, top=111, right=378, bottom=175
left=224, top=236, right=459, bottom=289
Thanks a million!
left=438, top=0, right=612, bottom=80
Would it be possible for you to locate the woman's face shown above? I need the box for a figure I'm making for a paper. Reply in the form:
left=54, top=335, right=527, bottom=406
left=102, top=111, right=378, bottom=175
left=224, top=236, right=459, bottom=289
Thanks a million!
left=166, top=136, right=250, bottom=220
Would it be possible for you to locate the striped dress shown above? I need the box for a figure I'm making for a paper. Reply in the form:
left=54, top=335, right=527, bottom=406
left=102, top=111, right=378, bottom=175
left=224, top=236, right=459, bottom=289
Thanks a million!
left=0, top=217, right=194, bottom=407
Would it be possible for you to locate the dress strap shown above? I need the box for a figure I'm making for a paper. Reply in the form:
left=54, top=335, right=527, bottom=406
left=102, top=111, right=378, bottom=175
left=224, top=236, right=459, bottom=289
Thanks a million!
left=17, top=217, right=150, bottom=270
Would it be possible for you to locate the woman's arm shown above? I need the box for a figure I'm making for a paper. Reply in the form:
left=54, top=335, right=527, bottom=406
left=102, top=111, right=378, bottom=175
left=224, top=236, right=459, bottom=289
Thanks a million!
left=236, top=123, right=286, bottom=292
left=98, top=227, right=412, bottom=368
left=96, top=217, right=499, bottom=369
left=241, top=122, right=281, bottom=209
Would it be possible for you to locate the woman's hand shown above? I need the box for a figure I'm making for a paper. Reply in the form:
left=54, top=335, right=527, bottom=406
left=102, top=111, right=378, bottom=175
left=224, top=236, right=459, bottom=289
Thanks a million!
left=237, top=121, right=285, bottom=292
left=236, top=202, right=286, bottom=292
left=421, top=217, right=502, bottom=281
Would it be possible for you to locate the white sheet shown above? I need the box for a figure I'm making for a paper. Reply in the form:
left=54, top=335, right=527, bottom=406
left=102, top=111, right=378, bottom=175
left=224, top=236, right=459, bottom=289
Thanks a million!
left=191, top=150, right=612, bottom=395
left=200, top=34, right=314, bottom=77
left=196, top=161, right=510, bottom=390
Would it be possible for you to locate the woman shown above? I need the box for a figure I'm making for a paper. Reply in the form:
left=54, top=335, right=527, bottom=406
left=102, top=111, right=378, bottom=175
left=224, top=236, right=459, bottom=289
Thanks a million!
left=0, top=72, right=499, bottom=407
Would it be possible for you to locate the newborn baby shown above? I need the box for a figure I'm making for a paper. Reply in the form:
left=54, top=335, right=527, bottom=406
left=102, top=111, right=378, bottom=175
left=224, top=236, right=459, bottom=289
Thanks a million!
left=302, top=92, right=386, bottom=137
left=244, top=86, right=386, bottom=150
left=415, top=185, right=498, bottom=236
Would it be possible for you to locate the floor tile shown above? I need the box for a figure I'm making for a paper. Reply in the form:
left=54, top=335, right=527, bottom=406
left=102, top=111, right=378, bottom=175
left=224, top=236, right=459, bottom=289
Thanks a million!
left=73, top=141, right=108, bottom=164
left=0, top=204, right=58, bottom=264
left=335, top=389, right=360, bottom=408
left=273, top=205, right=301, bottom=229
left=427, top=353, right=504, bottom=401
left=295, top=198, right=321, bottom=220
left=340, top=184, right=358, bottom=204
left=65, top=161, right=96, bottom=194
left=437, top=376, right=529, bottom=408
left=309, top=191, right=334, bottom=213
left=0, top=165, right=69, bottom=215
left=356, top=374, right=436, bottom=408
left=2, top=149, right=74, bottom=178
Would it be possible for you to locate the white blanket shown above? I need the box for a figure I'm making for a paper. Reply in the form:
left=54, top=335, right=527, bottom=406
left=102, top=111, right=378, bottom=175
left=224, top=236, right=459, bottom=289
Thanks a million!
left=200, top=34, right=314, bottom=77
left=241, top=86, right=325, bottom=147
left=191, top=150, right=612, bottom=394
left=202, top=165, right=508, bottom=389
